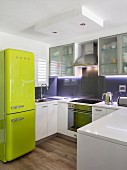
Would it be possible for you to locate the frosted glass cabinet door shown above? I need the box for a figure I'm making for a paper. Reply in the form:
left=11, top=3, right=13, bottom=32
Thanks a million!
left=49, top=44, right=74, bottom=76
left=122, top=34, right=127, bottom=74
left=99, top=36, right=118, bottom=75
left=49, top=47, right=61, bottom=76
left=61, top=45, right=74, bottom=76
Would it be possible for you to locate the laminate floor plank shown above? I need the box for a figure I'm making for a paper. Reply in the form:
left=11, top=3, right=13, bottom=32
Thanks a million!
left=0, top=137, right=77, bottom=170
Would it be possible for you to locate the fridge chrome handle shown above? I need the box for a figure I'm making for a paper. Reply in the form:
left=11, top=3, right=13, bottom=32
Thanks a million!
left=11, top=117, right=24, bottom=122
left=11, top=105, right=24, bottom=109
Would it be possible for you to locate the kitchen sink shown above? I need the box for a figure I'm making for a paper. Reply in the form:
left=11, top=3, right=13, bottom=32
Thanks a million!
left=70, top=98, right=102, bottom=104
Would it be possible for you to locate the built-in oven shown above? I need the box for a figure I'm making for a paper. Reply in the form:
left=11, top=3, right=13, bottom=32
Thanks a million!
left=68, top=103, right=92, bottom=132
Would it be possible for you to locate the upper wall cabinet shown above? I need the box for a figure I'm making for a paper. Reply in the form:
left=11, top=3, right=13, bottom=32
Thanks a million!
left=49, top=44, right=74, bottom=76
left=99, top=33, right=127, bottom=75
left=99, top=36, right=118, bottom=75
left=121, top=34, right=127, bottom=74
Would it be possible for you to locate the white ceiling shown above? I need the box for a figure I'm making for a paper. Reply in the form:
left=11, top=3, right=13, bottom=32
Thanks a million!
left=0, top=0, right=127, bottom=44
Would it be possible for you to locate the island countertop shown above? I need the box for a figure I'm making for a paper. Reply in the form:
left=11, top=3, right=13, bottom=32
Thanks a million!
left=78, top=108, right=127, bottom=146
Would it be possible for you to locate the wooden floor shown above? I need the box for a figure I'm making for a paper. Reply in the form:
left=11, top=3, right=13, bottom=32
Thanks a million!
left=0, top=137, right=77, bottom=170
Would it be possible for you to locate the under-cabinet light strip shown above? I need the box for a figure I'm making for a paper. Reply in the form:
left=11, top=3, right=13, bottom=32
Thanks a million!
left=57, top=76, right=82, bottom=79
left=105, top=75, right=127, bottom=78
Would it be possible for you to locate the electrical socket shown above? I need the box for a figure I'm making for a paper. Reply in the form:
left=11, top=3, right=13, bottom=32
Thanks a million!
left=119, top=85, right=126, bottom=92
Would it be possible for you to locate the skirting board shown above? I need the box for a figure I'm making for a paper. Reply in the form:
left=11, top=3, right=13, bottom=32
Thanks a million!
left=36, top=133, right=77, bottom=145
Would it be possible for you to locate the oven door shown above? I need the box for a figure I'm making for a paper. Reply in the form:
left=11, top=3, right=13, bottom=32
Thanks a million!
left=68, top=107, right=92, bottom=132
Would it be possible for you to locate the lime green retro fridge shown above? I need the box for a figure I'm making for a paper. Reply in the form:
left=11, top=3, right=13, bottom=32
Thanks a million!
left=0, top=49, right=35, bottom=162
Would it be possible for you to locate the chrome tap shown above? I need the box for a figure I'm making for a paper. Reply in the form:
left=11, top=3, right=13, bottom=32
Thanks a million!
left=40, top=83, right=48, bottom=99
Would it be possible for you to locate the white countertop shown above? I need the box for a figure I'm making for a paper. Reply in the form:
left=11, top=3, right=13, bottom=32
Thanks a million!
left=78, top=108, right=127, bottom=146
left=93, top=101, right=126, bottom=109
left=35, top=100, right=57, bottom=105
left=35, top=96, right=78, bottom=105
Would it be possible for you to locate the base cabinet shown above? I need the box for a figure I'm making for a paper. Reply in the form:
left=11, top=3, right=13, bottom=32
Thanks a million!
left=57, top=102, right=68, bottom=135
left=35, top=101, right=57, bottom=141
left=77, top=132, right=127, bottom=170
left=92, top=106, right=118, bottom=121
left=47, top=102, right=58, bottom=136
left=35, top=103, right=48, bottom=141
left=106, top=108, right=118, bottom=114
left=92, top=114, right=104, bottom=121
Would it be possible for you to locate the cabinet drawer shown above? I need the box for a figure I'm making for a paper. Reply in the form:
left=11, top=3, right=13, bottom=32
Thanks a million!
left=92, top=107, right=106, bottom=116
left=92, top=114, right=104, bottom=121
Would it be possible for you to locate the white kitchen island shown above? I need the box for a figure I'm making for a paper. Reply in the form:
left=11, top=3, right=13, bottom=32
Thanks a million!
left=77, top=108, right=127, bottom=170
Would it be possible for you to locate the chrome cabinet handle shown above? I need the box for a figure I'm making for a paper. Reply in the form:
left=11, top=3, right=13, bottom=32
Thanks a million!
left=53, top=104, right=58, bottom=106
left=95, top=109, right=102, bottom=112
left=11, top=105, right=24, bottom=109
left=42, top=106, right=47, bottom=108
left=11, top=117, right=24, bottom=122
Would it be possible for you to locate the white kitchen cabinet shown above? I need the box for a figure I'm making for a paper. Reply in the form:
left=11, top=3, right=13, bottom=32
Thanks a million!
left=77, top=109, right=127, bottom=170
left=92, top=106, right=118, bottom=121
left=99, top=33, right=127, bottom=75
left=57, top=102, right=68, bottom=135
left=47, top=102, right=58, bottom=136
left=49, top=44, right=74, bottom=76
left=36, top=101, right=58, bottom=141
left=78, top=131, right=127, bottom=170
left=99, top=35, right=118, bottom=75
left=106, top=108, right=118, bottom=114
left=92, top=107, right=106, bottom=116
left=35, top=103, right=48, bottom=141
left=92, top=114, right=104, bottom=121
left=92, top=106, right=106, bottom=121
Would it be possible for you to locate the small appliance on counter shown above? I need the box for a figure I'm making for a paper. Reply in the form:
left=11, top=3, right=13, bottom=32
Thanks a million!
left=102, top=92, right=113, bottom=105
left=117, top=97, right=127, bottom=106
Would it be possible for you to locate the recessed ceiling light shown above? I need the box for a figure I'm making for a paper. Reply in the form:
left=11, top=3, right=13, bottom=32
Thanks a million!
left=80, top=23, right=86, bottom=26
left=52, top=31, right=57, bottom=34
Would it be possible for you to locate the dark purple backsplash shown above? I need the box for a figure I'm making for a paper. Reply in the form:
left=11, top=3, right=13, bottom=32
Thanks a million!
left=35, top=77, right=57, bottom=99
left=57, top=77, right=82, bottom=97
left=104, top=76, right=127, bottom=101
left=35, top=75, right=127, bottom=101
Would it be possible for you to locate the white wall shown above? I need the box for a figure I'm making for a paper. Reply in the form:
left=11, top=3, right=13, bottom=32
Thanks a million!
left=0, top=32, right=50, bottom=60
left=0, top=32, right=50, bottom=86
